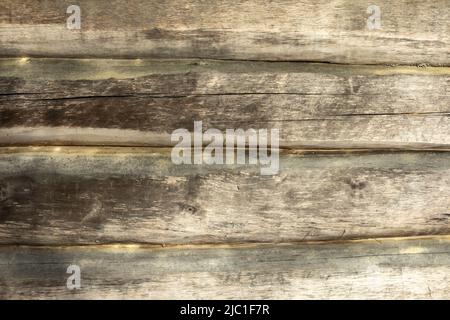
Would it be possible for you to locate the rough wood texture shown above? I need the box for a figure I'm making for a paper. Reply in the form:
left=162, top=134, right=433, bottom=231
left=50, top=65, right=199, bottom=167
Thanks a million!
left=1, top=0, right=449, bottom=301
left=1, top=237, right=450, bottom=299
left=0, top=0, right=449, bottom=64
left=1, top=147, right=450, bottom=245
left=1, top=59, right=449, bottom=149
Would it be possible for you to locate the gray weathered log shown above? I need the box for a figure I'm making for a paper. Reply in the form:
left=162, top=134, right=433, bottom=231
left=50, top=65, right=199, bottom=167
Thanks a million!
left=1, top=237, right=450, bottom=299
left=1, top=147, right=450, bottom=245
left=0, top=0, right=449, bottom=64
left=1, top=59, right=449, bottom=149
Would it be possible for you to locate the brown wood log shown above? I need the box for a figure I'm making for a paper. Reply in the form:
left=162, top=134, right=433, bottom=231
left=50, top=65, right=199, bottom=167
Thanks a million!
left=1, top=147, right=450, bottom=245
left=1, top=237, right=450, bottom=299
left=0, top=0, right=449, bottom=64
left=1, top=59, right=449, bottom=149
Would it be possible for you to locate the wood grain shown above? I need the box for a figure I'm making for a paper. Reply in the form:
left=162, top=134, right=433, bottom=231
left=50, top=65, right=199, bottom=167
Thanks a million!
left=1, top=237, right=450, bottom=299
left=0, top=0, right=449, bottom=64
left=1, top=59, right=449, bottom=149
left=2, top=0, right=450, bottom=301
left=1, top=147, right=450, bottom=245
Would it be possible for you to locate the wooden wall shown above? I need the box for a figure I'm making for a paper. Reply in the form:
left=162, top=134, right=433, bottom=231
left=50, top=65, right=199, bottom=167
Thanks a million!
left=0, top=0, right=449, bottom=299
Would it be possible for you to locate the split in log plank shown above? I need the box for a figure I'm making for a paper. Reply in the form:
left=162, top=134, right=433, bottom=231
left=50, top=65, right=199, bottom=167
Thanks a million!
left=1, top=147, right=450, bottom=245
left=1, top=59, right=449, bottom=149
left=0, top=0, right=449, bottom=65
left=1, top=237, right=450, bottom=299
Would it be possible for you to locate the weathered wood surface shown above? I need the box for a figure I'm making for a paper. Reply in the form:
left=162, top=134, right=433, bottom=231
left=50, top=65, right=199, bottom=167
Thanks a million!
left=1, top=237, right=450, bottom=299
left=0, top=0, right=449, bottom=65
left=1, top=59, right=449, bottom=149
left=1, top=147, right=450, bottom=245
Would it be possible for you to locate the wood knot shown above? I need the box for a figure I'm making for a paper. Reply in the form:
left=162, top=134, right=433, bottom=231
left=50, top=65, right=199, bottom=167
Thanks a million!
left=345, top=177, right=367, bottom=190
left=180, top=204, right=198, bottom=215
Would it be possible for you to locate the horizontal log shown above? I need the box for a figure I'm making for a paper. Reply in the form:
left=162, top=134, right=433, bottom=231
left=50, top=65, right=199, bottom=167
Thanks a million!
left=1, top=147, right=450, bottom=245
left=1, top=237, right=450, bottom=299
left=0, top=0, right=449, bottom=64
left=1, top=59, right=449, bottom=149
